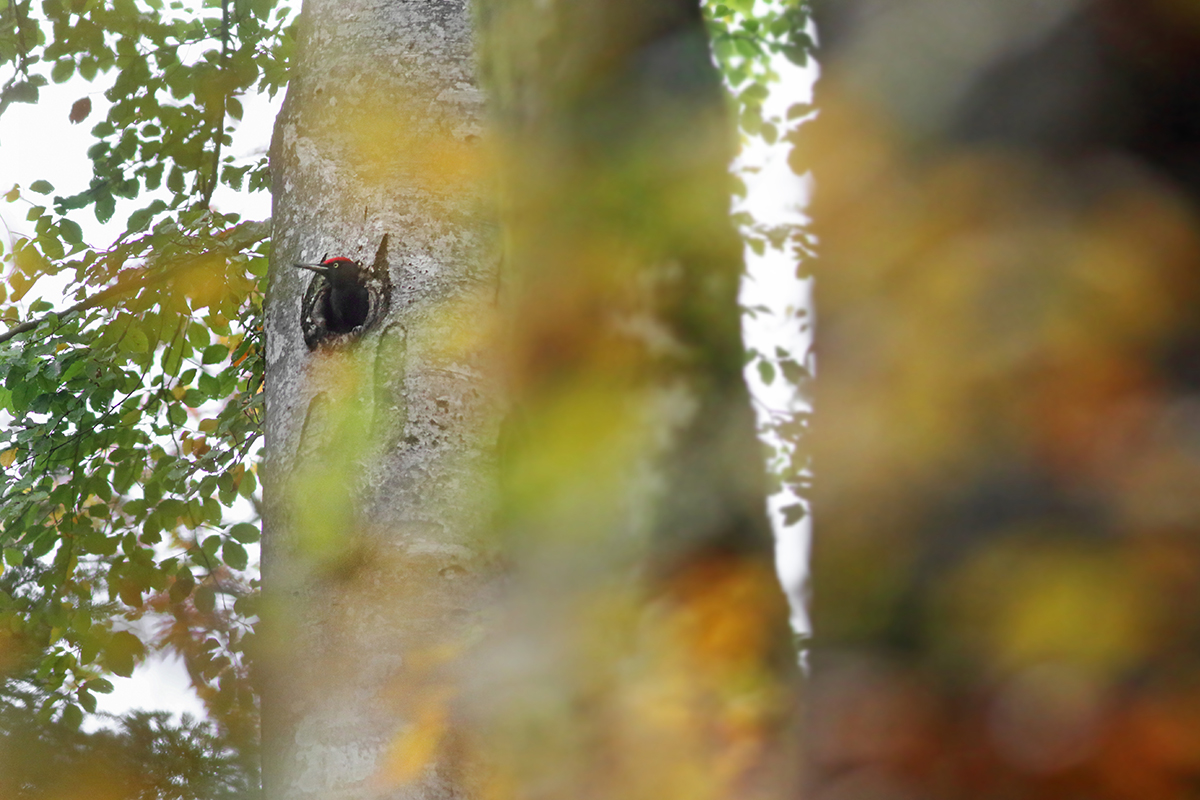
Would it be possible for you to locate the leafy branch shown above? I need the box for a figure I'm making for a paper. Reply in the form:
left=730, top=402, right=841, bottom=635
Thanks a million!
left=0, top=220, right=269, bottom=346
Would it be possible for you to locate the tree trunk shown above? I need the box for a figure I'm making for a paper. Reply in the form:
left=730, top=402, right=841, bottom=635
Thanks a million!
left=475, top=4, right=800, bottom=795
left=262, top=1, right=498, bottom=797
left=264, top=1, right=798, bottom=798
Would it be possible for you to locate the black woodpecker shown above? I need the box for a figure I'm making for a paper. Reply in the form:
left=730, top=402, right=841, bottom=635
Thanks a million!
left=292, top=257, right=370, bottom=333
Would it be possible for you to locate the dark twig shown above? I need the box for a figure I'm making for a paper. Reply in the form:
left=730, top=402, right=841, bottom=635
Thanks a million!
left=200, top=0, right=233, bottom=209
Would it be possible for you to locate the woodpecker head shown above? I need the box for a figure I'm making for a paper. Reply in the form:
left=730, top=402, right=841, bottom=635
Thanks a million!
left=291, top=256, right=370, bottom=334
left=292, top=256, right=361, bottom=281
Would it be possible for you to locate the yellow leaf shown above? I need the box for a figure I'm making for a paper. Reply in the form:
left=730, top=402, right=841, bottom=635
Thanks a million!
left=378, top=704, right=447, bottom=786
left=0, top=449, right=17, bottom=468
left=9, top=271, right=33, bottom=302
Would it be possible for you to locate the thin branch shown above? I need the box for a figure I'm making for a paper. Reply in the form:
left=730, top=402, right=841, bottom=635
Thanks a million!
left=200, top=0, right=233, bottom=209
left=0, top=220, right=269, bottom=346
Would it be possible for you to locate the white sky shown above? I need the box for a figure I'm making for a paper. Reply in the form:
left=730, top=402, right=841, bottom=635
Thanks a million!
left=737, top=56, right=816, bottom=633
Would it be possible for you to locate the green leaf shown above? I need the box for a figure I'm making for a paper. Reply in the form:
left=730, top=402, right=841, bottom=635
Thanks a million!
left=2, top=548, right=23, bottom=568
left=780, top=358, right=808, bottom=384
left=61, top=703, right=83, bottom=728
left=51, top=59, right=75, bottom=84
left=103, top=630, right=145, bottom=678
left=756, top=359, right=776, bottom=385
left=199, top=372, right=220, bottom=398
left=82, top=531, right=119, bottom=556
left=229, top=522, right=259, bottom=543
left=194, top=584, right=216, bottom=614
left=29, top=179, right=54, bottom=194
left=6, top=81, right=38, bottom=104
left=145, top=162, right=164, bottom=190
left=780, top=503, right=807, bottom=526
left=123, top=325, right=150, bottom=353
left=167, top=403, right=188, bottom=426
left=741, top=104, right=763, bottom=135
left=780, top=42, right=808, bottom=67
left=786, top=102, right=812, bottom=121
left=95, top=193, right=116, bottom=224
left=39, top=232, right=64, bottom=260
left=734, top=37, right=760, bottom=58
left=162, top=336, right=185, bottom=377
left=202, top=344, right=227, bottom=365
left=223, top=540, right=248, bottom=570
left=741, top=83, right=769, bottom=104
left=169, top=569, right=195, bottom=603
left=237, top=469, right=257, bottom=499
left=127, top=207, right=154, bottom=233
left=59, top=218, right=83, bottom=244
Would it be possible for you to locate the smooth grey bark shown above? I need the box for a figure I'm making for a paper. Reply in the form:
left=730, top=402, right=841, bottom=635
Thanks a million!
left=262, top=1, right=498, bottom=798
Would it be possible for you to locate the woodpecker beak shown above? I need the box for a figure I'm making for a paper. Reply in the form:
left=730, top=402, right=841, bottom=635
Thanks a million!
left=292, top=262, right=330, bottom=274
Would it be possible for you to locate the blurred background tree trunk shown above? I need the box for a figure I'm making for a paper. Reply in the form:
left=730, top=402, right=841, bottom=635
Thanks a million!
left=805, top=1, right=1200, bottom=797
left=472, top=0, right=800, bottom=797
left=263, top=0, right=798, bottom=798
